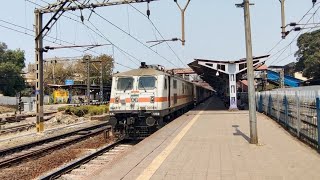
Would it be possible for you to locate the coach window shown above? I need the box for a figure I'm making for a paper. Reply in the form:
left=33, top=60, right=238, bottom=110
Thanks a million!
left=182, top=83, right=185, bottom=94
left=117, top=77, right=134, bottom=91
left=164, top=78, right=167, bottom=90
left=173, top=80, right=177, bottom=89
left=139, top=76, right=156, bottom=89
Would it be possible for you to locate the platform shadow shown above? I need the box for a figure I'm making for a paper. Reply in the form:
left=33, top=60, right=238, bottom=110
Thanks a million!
left=232, top=125, right=250, bottom=143
left=203, top=96, right=228, bottom=111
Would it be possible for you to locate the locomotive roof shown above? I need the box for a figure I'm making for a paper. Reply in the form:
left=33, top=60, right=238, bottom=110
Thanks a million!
left=113, top=68, right=169, bottom=77
left=113, top=67, right=214, bottom=91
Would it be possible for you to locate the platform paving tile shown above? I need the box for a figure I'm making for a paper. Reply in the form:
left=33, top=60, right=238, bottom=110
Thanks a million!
left=92, top=97, right=320, bottom=180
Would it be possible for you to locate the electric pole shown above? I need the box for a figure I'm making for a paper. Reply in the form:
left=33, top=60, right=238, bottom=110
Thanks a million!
left=86, top=56, right=90, bottom=103
left=51, top=59, right=57, bottom=84
left=280, top=69, right=285, bottom=88
left=280, top=0, right=286, bottom=39
left=35, top=11, right=44, bottom=132
left=100, top=61, right=103, bottom=102
left=237, top=0, right=258, bottom=144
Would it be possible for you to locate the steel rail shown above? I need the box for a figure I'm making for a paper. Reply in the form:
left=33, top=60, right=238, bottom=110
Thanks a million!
left=39, top=138, right=126, bottom=180
left=0, top=124, right=112, bottom=168
left=0, top=122, right=109, bottom=157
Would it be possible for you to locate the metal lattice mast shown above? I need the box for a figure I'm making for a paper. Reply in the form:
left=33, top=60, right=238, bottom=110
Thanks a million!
left=34, top=0, right=156, bottom=132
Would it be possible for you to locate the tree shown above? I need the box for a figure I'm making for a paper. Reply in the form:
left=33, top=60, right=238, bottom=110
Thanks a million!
left=0, top=42, right=26, bottom=96
left=72, top=54, right=114, bottom=86
left=43, top=54, right=114, bottom=86
left=44, top=61, right=74, bottom=85
left=92, top=54, right=114, bottom=85
left=0, top=62, right=25, bottom=96
left=295, top=29, right=320, bottom=79
left=0, top=42, right=25, bottom=69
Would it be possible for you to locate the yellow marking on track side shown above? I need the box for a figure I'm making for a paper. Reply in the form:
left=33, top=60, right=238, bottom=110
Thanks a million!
left=136, top=100, right=210, bottom=180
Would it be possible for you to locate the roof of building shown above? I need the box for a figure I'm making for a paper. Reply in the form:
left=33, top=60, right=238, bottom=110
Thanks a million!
left=171, top=68, right=195, bottom=74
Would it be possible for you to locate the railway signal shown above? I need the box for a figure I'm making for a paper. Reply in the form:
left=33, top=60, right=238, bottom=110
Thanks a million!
left=17, top=92, right=23, bottom=114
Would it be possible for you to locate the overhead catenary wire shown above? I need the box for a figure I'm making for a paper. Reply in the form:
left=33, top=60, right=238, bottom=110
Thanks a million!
left=27, top=0, right=156, bottom=68
left=0, top=19, right=99, bottom=55
left=265, top=2, right=320, bottom=61
left=0, top=22, right=132, bottom=70
left=267, top=4, right=320, bottom=65
left=91, top=10, right=179, bottom=68
left=126, top=2, right=187, bottom=68
left=24, top=0, right=137, bottom=69
left=85, top=19, right=141, bottom=66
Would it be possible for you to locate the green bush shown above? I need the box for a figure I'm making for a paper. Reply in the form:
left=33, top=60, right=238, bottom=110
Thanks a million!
left=64, top=106, right=76, bottom=115
left=88, top=106, right=105, bottom=116
left=60, top=105, right=108, bottom=117
left=57, top=106, right=67, bottom=112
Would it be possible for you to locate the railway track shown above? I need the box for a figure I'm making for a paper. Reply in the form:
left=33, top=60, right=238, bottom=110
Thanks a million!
left=0, top=111, right=57, bottom=124
left=0, top=115, right=55, bottom=135
left=0, top=123, right=35, bottom=135
left=0, top=122, right=111, bottom=169
left=39, top=139, right=134, bottom=180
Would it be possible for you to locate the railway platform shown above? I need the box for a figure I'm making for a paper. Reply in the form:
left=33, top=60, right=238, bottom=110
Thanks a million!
left=92, top=96, right=320, bottom=180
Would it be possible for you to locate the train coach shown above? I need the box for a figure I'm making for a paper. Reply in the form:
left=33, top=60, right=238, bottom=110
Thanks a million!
left=108, top=62, right=213, bottom=139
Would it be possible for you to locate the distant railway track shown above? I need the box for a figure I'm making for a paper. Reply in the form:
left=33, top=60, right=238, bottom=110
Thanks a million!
left=0, top=123, right=35, bottom=135
left=39, top=138, right=134, bottom=180
left=0, top=113, right=56, bottom=135
left=0, top=122, right=111, bottom=169
left=0, top=111, right=57, bottom=124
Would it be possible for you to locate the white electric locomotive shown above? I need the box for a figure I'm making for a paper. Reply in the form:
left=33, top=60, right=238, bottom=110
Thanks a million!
left=109, top=62, right=212, bottom=139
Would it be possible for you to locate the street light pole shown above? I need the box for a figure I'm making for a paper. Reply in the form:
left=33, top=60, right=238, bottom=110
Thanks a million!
left=237, top=0, right=258, bottom=144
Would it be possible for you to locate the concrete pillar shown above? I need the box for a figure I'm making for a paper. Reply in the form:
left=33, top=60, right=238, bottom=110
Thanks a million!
left=229, top=73, right=238, bottom=110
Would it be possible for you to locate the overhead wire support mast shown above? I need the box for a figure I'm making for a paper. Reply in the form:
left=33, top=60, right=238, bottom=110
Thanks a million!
left=34, top=0, right=157, bottom=133
left=236, top=0, right=258, bottom=144
left=174, top=0, right=191, bottom=46
left=280, top=0, right=287, bottom=39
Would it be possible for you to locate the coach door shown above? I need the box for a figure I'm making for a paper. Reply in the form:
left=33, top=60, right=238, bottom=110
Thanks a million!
left=168, top=76, right=171, bottom=108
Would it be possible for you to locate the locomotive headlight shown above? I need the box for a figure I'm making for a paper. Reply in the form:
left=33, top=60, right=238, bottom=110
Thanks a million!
left=152, top=112, right=160, bottom=116
left=109, top=112, right=115, bottom=115
left=150, top=96, right=155, bottom=103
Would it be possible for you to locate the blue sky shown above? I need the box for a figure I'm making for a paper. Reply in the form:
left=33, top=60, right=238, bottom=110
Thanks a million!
left=0, top=1, right=318, bottom=72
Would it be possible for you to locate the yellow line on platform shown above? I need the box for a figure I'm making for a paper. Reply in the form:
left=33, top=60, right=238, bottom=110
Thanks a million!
left=136, top=100, right=210, bottom=180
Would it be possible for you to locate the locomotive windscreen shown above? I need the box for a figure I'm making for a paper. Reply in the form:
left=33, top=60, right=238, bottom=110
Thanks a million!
left=117, top=77, right=134, bottom=91
left=138, top=76, right=156, bottom=89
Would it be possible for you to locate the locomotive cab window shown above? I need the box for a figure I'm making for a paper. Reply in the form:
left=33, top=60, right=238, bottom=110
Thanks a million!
left=117, top=77, right=134, bottom=91
left=139, top=76, right=156, bottom=90
left=164, top=78, right=167, bottom=90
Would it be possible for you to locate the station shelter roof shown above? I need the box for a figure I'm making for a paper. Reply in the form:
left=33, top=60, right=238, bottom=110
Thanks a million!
left=188, top=55, right=269, bottom=91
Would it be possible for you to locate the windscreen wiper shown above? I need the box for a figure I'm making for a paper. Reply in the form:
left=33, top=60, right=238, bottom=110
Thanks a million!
left=139, top=81, right=147, bottom=92
left=123, top=82, right=131, bottom=92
